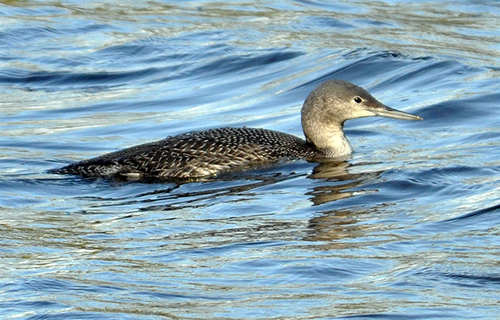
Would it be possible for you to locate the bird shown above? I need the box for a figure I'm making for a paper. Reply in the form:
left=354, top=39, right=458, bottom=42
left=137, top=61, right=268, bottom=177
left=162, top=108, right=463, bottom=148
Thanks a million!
left=51, top=80, right=422, bottom=181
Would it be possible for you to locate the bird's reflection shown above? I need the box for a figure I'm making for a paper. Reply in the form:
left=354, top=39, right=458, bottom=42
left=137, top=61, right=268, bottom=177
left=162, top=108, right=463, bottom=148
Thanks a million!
left=305, top=209, right=361, bottom=241
left=82, top=159, right=387, bottom=244
left=306, top=160, right=381, bottom=205
left=304, top=160, right=385, bottom=242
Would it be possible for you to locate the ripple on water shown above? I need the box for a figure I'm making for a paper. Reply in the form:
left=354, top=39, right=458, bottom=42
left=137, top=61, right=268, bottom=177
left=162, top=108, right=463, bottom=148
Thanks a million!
left=1, top=1, right=500, bottom=319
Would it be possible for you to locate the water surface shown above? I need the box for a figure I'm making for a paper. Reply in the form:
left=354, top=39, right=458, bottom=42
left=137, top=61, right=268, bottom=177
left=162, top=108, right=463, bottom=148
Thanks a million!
left=1, top=0, right=500, bottom=319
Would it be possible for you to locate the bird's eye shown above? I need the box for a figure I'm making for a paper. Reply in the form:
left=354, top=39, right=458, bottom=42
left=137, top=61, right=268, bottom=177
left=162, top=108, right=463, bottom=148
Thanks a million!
left=354, top=96, right=363, bottom=103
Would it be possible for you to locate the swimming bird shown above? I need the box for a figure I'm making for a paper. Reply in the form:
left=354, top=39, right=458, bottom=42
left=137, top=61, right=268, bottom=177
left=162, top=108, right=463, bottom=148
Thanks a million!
left=52, top=80, right=422, bottom=180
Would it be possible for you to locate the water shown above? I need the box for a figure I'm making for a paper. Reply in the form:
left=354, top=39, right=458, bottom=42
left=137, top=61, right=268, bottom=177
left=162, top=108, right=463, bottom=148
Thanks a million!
left=1, top=0, right=500, bottom=319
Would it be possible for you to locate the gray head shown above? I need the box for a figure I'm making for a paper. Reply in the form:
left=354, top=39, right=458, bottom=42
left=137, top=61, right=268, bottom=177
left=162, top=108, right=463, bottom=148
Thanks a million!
left=301, top=79, right=422, bottom=157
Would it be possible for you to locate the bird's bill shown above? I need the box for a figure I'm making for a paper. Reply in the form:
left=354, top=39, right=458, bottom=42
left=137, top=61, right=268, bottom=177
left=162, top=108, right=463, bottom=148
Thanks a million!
left=372, top=105, right=423, bottom=121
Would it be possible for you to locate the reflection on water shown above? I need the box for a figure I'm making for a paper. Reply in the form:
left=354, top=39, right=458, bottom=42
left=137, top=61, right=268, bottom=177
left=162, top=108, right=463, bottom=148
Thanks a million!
left=1, top=0, right=500, bottom=319
left=307, top=161, right=381, bottom=205
left=306, top=209, right=370, bottom=243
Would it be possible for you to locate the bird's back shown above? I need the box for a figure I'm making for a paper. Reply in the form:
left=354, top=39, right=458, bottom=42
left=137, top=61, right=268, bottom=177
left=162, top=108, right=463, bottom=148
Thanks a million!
left=54, top=127, right=319, bottom=180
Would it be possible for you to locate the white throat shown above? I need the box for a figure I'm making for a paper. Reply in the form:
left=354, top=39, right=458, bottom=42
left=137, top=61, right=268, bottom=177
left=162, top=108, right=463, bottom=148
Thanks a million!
left=304, top=124, right=353, bottom=158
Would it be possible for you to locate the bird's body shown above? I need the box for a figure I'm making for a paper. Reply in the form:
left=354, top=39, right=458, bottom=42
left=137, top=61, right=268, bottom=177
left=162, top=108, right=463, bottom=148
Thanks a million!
left=56, top=127, right=322, bottom=180
left=52, top=80, right=422, bottom=180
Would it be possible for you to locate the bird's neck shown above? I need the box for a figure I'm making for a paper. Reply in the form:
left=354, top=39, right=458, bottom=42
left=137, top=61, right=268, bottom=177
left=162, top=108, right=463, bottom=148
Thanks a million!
left=304, top=124, right=353, bottom=158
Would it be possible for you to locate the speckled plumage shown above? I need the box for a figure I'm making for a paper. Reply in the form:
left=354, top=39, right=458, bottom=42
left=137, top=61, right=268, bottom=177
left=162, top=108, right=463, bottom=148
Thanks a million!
left=52, top=80, right=422, bottom=180
left=55, top=127, right=321, bottom=179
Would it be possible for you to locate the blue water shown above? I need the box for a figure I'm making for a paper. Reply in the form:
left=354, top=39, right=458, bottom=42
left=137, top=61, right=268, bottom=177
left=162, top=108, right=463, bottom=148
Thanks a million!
left=1, top=1, right=500, bottom=319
